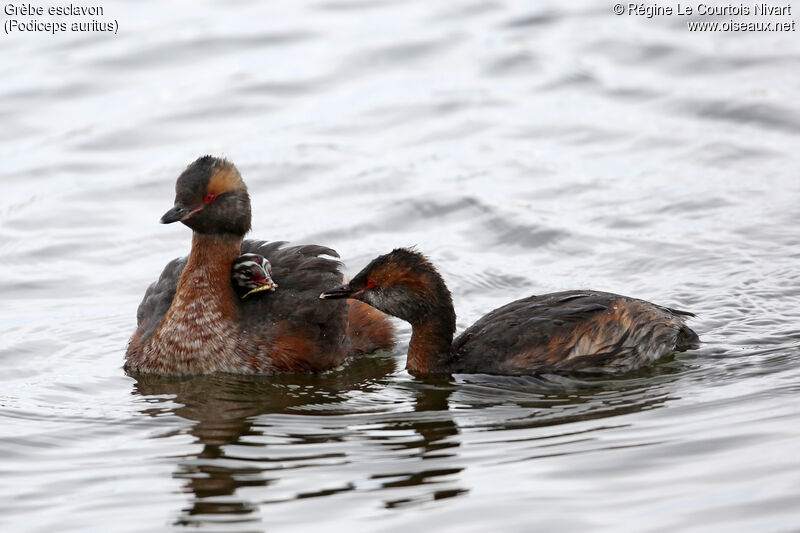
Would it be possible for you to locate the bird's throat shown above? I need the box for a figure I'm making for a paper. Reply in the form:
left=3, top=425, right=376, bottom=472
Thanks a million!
left=176, top=233, right=242, bottom=314
left=407, top=314, right=455, bottom=375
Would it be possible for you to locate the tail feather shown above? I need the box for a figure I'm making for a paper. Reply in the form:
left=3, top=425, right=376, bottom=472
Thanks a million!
left=675, top=324, right=700, bottom=351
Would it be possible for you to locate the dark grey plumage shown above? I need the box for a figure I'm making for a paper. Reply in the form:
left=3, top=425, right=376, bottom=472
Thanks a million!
left=135, top=256, right=186, bottom=344
left=449, top=290, right=699, bottom=374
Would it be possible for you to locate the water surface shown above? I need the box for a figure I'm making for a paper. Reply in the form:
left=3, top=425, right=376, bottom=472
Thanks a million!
left=2, top=1, right=800, bottom=531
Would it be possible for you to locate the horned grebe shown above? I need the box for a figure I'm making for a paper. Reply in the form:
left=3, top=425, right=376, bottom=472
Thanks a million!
left=126, top=156, right=395, bottom=375
left=320, top=248, right=699, bottom=375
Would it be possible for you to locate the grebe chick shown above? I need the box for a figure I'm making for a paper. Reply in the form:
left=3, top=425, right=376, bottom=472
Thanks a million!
left=126, top=156, right=395, bottom=375
left=320, top=248, right=700, bottom=376
left=232, top=253, right=278, bottom=299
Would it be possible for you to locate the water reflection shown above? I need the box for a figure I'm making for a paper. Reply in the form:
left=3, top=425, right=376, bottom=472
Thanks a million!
left=451, top=360, right=686, bottom=429
left=131, top=354, right=396, bottom=528
left=131, top=353, right=685, bottom=526
left=368, top=377, right=467, bottom=509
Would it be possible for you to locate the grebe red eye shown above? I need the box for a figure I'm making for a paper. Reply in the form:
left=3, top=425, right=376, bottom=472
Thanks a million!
left=366, top=279, right=376, bottom=289
left=204, top=193, right=216, bottom=203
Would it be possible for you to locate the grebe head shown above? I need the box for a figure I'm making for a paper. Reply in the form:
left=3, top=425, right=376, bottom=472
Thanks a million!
left=160, top=155, right=252, bottom=237
left=320, top=248, right=453, bottom=325
left=232, top=253, right=278, bottom=298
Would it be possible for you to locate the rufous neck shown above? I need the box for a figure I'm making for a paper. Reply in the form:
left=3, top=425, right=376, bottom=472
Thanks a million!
left=406, top=312, right=455, bottom=375
left=176, top=233, right=243, bottom=307
left=186, top=232, right=243, bottom=270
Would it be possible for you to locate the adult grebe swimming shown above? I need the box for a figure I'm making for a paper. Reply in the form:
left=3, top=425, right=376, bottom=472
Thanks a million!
left=321, top=248, right=699, bottom=375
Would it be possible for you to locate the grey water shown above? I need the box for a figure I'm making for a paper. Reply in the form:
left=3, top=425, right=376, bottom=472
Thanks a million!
left=2, top=0, right=800, bottom=531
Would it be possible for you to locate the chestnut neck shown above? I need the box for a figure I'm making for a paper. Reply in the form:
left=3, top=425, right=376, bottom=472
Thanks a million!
left=187, top=231, right=242, bottom=261
left=134, top=231, right=245, bottom=374
left=406, top=305, right=456, bottom=375
left=177, top=232, right=243, bottom=311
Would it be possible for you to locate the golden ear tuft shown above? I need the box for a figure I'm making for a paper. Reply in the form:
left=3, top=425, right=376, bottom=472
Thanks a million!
left=207, top=160, right=246, bottom=196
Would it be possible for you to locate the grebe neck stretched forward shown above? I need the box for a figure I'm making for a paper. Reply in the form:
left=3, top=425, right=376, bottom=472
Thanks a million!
left=320, top=248, right=699, bottom=376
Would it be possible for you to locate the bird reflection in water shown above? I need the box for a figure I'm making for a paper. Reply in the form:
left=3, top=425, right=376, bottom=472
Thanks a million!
left=130, top=353, right=396, bottom=528
left=130, top=352, right=684, bottom=525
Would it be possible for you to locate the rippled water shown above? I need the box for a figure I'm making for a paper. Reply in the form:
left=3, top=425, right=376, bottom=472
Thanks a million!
left=2, top=0, right=800, bottom=531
